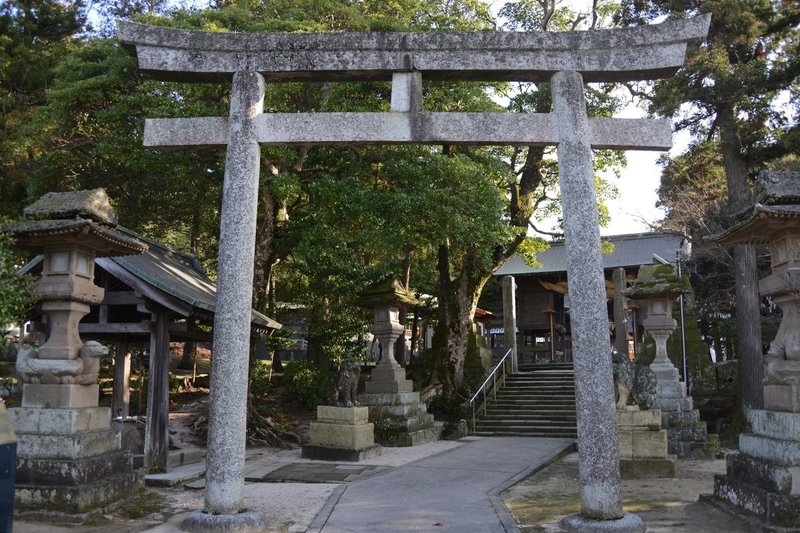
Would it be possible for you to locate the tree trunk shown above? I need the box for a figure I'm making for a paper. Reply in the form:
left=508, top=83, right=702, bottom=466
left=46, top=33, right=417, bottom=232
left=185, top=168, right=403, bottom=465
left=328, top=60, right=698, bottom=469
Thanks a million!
left=720, top=103, right=764, bottom=411
left=437, top=246, right=489, bottom=395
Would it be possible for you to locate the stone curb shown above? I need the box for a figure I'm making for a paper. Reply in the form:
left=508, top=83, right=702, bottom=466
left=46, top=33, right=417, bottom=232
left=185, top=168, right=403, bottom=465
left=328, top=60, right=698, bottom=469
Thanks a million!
left=489, top=440, right=576, bottom=533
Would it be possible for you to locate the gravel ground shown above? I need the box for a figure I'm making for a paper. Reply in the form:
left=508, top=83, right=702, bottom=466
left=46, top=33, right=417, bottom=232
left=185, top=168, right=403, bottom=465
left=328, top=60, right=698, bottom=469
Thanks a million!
left=502, top=452, right=761, bottom=533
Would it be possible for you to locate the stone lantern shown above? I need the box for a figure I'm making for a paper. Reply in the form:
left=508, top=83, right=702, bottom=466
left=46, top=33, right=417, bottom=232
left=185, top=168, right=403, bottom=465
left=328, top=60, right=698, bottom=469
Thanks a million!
left=625, top=265, right=690, bottom=373
left=3, top=189, right=147, bottom=514
left=708, top=171, right=800, bottom=529
left=356, top=278, right=436, bottom=446
left=624, top=264, right=716, bottom=459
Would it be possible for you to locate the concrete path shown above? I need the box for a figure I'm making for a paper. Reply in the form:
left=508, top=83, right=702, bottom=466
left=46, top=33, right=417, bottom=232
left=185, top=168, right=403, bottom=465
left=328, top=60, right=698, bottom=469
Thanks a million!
left=309, top=436, right=574, bottom=533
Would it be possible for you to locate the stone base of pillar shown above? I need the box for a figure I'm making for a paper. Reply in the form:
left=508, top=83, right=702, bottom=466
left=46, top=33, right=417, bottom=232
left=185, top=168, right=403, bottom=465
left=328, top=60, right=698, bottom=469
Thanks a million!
left=651, top=363, right=718, bottom=459
left=182, top=509, right=266, bottom=533
left=711, top=409, right=800, bottom=530
left=9, top=394, right=143, bottom=514
left=616, top=409, right=676, bottom=479
left=301, top=406, right=381, bottom=462
left=361, top=392, right=437, bottom=447
left=561, top=512, right=646, bottom=533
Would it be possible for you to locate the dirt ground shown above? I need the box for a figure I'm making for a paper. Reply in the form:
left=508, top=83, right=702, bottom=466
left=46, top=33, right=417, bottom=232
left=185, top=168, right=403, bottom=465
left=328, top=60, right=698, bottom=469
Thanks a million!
left=502, top=452, right=761, bottom=533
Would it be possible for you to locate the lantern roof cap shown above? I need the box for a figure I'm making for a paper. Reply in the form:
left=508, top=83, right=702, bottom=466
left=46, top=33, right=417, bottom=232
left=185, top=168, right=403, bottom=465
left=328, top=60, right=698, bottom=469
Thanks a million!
left=710, top=172, right=800, bottom=246
left=3, top=189, right=147, bottom=257
left=356, top=278, right=421, bottom=308
left=623, top=263, right=690, bottom=299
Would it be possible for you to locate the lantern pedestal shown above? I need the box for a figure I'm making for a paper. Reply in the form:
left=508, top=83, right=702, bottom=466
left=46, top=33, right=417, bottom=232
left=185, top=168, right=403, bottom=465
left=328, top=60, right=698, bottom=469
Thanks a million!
left=616, top=408, right=676, bottom=479
left=302, top=406, right=381, bottom=462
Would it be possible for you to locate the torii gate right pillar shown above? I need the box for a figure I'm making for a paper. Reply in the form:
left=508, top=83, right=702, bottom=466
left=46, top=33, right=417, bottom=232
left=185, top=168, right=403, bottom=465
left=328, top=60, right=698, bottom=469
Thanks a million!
left=553, top=71, right=634, bottom=529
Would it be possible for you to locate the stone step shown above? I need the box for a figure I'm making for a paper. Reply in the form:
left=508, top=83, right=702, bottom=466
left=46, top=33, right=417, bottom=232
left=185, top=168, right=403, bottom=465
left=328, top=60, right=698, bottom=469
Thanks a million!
left=483, top=412, right=577, bottom=420
left=473, top=429, right=577, bottom=437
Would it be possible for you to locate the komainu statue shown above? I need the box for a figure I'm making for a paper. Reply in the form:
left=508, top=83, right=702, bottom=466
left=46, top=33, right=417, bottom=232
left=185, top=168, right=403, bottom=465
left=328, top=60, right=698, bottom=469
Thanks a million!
left=17, top=340, right=106, bottom=385
left=612, top=351, right=657, bottom=410
left=331, top=359, right=361, bottom=407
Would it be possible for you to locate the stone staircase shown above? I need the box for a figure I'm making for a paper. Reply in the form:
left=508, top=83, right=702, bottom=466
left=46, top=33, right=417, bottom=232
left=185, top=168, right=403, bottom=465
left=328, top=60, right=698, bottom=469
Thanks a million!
left=473, top=363, right=577, bottom=438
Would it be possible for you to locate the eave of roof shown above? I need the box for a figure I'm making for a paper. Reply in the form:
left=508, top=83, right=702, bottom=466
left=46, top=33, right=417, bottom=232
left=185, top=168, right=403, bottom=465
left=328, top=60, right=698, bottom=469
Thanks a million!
left=495, top=232, right=685, bottom=277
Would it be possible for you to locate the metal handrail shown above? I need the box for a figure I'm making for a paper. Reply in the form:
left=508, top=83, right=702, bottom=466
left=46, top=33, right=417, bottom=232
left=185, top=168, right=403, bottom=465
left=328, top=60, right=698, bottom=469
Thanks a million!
left=469, top=348, right=514, bottom=433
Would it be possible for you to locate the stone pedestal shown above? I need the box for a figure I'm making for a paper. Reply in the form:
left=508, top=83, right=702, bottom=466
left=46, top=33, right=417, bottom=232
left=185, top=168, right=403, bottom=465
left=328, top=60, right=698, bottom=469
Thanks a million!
left=712, top=409, right=800, bottom=529
left=10, top=384, right=143, bottom=514
left=645, top=314, right=718, bottom=459
left=616, top=408, right=676, bottom=478
left=302, top=406, right=381, bottom=462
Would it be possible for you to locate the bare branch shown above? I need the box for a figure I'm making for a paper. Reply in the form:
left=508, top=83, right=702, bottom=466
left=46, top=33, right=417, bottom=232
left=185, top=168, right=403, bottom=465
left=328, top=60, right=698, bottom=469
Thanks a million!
left=529, top=220, right=563, bottom=238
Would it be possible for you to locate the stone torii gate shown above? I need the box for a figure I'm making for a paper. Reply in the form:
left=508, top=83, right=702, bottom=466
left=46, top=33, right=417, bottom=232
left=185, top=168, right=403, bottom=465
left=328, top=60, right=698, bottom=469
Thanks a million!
left=119, top=16, right=709, bottom=532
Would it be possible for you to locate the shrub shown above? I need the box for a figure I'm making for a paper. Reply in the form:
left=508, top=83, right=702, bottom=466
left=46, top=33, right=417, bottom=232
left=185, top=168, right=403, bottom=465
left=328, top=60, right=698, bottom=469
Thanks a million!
left=249, top=360, right=271, bottom=399
left=281, top=360, right=330, bottom=409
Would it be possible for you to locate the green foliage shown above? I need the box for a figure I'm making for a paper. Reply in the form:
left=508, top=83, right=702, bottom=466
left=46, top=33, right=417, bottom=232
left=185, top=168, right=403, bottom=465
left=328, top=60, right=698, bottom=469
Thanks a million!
left=0, top=230, right=35, bottom=327
left=281, top=360, right=331, bottom=409
left=249, top=360, right=271, bottom=399
left=517, top=237, right=549, bottom=268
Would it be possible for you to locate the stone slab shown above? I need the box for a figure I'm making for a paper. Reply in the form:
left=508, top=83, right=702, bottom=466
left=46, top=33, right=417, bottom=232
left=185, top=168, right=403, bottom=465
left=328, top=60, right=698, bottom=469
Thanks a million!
left=20, top=384, right=99, bottom=409
left=359, top=392, right=422, bottom=406
left=375, top=426, right=439, bottom=447
left=714, top=474, right=800, bottom=528
left=653, top=397, right=693, bottom=412
left=561, top=512, right=646, bottom=533
left=9, top=406, right=110, bottom=434
left=662, top=409, right=700, bottom=428
left=145, top=461, right=207, bottom=487
left=617, top=429, right=668, bottom=459
left=620, top=456, right=676, bottom=479
left=15, top=470, right=143, bottom=514
left=727, top=452, right=800, bottom=495
left=308, top=420, right=375, bottom=450
left=117, top=16, right=711, bottom=83
left=764, top=383, right=800, bottom=413
left=146, top=113, right=675, bottom=151
left=16, top=429, right=121, bottom=460
left=366, top=402, right=428, bottom=418
left=657, top=380, right=688, bottom=399
left=615, top=409, right=661, bottom=429
left=16, top=450, right=135, bottom=486
left=182, top=510, right=265, bottom=533
left=301, top=444, right=382, bottom=462
left=739, top=433, right=800, bottom=466
left=316, top=406, right=369, bottom=424
left=363, top=379, right=413, bottom=394
left=748, top=409, right=800, bottom=442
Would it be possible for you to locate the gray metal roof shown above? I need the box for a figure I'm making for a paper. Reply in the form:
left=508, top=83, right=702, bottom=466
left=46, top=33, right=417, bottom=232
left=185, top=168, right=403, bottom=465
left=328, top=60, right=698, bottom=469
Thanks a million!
left=495, top=232, right=686, bottom=277
left=111, top=227, right=280, bottom=330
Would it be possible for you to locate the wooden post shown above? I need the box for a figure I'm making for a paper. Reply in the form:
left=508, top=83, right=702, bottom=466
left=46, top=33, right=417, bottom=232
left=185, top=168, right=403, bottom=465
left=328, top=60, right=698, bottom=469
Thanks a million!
left=544, top=308, right=557, bottom=362
left=112, top=336, right=131, bottom=419
left=613, top=267, right=629, bottom=356
left=144, top=309, right=171, bottom=471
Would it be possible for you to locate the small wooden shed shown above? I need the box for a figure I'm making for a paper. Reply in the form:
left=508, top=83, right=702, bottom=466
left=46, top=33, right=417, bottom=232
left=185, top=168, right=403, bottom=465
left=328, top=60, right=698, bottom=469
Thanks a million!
left=20, top=227, right=280, bottom=469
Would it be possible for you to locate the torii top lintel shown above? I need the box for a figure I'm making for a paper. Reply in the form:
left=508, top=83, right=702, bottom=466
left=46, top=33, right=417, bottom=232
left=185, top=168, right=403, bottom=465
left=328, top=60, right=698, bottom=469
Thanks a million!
left=117, top=15, right=710, bottom=84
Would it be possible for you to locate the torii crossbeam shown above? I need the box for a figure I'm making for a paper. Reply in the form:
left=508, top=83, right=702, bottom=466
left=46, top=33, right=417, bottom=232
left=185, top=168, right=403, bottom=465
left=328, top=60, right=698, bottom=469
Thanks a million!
left=119, top=15, right=709, bottom=532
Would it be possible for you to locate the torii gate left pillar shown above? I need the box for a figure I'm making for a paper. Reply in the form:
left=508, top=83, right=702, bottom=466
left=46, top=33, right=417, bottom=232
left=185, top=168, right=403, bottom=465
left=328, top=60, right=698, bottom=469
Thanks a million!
left=119, top=16, right=709, bottom=532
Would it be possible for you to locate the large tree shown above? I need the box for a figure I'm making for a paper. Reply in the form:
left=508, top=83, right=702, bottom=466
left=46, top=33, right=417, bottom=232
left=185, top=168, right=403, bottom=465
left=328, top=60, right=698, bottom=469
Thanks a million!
left=619, top=0, right=800, bottom=410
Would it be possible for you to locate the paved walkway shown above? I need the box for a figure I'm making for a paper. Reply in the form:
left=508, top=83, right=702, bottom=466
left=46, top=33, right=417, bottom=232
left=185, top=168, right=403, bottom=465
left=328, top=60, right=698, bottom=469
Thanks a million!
left=309, top=436, right=574, bottom=533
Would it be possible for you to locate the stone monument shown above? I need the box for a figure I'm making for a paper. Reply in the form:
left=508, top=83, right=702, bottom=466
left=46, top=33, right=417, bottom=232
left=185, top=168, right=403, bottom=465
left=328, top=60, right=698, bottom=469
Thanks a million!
left=708, top=171, right=800, bottom=530
left=302, top=359, right=381, bottom=461
left=118, top=16, right=709, bottom=529
left=357, top=278, right=437, bottom=446
left=613, top=352, right=676, bottom=478
left=625, top=264, right=718, bottom=459
left=3, top=189, right=147, bottom=514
